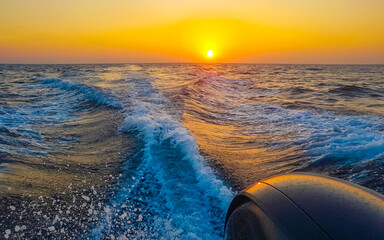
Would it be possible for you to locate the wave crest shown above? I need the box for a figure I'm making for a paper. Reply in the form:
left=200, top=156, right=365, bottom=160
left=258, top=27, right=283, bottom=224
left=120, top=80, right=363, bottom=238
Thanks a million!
left=42, top=78, right=122, bottom=109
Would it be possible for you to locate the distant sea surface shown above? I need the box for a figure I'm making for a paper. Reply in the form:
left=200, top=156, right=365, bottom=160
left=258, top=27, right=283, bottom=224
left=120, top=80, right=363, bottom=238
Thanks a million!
left=0, top=64, right=383, bottom=239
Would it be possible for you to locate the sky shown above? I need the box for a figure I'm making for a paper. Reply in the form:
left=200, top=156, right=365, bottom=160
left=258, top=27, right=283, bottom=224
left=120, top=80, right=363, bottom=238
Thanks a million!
left=0, top=0, right=383, bottom=63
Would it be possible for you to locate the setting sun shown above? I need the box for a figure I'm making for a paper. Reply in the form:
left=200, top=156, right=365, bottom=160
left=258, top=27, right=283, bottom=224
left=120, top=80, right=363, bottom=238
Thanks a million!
left=207, top=50, right=214, bottom=58
left=0, top=1, right=383, bottom=63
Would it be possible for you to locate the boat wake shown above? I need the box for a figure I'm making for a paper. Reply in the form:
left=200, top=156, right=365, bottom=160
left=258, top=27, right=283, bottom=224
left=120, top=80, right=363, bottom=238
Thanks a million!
left=91, top=77, right=233, bottom=239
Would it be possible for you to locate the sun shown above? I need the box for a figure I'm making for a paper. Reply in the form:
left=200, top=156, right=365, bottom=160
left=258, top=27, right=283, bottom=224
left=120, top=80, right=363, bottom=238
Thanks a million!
left=206, top=50, right=213, bottom=57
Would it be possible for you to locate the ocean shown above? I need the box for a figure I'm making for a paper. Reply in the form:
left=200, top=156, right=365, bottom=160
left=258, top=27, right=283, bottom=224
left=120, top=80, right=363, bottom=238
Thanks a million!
left=0, top=64, right=383, bottom=239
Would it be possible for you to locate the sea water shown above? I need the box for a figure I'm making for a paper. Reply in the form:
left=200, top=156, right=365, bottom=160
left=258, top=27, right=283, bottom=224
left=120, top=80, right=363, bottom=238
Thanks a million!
left=0, top=64, right=383, bottom=239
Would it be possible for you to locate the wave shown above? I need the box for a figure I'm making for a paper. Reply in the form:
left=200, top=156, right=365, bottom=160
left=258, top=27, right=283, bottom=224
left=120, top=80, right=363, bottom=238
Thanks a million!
left=306, top=67, right=323, bottom=71
left=0, top=77, right=122, bottom=160
left=328, top=85, right=383, bottom=98
left=91, top=78, right=233, bottom=239
left=42, top=78, right=122, bottom=109
left=302, top=114, right=384, bottom=165
left=287, top=86, right=315, bottom=94
left=189, top=72, right=279, bottom=105
left=246, top=103, right=384, bottom=169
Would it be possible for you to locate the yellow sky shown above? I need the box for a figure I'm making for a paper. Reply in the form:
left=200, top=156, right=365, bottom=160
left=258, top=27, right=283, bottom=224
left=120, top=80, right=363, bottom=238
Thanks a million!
left=0, top=0, right=383, bottom=63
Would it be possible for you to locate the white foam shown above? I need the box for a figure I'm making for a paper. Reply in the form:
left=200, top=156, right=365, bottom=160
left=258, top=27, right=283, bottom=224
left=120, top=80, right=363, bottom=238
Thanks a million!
left=91, top=77, right=234, bottom=239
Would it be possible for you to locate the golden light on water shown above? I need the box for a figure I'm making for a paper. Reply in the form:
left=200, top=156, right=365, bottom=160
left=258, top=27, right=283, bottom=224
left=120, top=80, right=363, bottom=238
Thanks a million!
left=207, top=50, right=213, bottom=58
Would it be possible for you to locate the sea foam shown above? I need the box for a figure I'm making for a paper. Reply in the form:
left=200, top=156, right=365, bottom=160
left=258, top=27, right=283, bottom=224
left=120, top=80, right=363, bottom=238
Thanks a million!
left=91, top=77, right=233, bottom=239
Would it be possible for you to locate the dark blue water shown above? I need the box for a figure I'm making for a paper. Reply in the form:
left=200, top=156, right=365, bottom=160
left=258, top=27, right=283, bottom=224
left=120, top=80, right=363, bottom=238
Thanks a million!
left=0, top=64, right=383, bottom=239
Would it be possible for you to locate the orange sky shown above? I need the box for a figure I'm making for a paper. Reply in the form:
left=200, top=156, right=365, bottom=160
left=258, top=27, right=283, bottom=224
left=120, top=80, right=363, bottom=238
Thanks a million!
left=0, top=0, right=383, bottom=63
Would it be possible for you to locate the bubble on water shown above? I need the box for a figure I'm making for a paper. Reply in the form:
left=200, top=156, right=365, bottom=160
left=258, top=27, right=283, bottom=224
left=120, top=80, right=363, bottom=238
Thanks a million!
left=117, top=235, right=128, bottom=240
left=91, top=186, right=97, bottom=195
left=53, top=215, right=60, bottom=224
left=119, top=212, right=127, bottom=220
left=104, top=206, right=111, bottom=213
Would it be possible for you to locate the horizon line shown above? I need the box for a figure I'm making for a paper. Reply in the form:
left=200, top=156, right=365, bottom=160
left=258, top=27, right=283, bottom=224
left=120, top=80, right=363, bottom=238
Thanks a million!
left=0, top=62, right=383, bottom=65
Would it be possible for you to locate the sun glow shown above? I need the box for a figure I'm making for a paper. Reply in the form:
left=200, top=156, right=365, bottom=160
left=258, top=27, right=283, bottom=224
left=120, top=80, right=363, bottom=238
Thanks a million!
left=206, top=50, right=213, bottom=58
left=0, top=1, right=383, bottom=63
